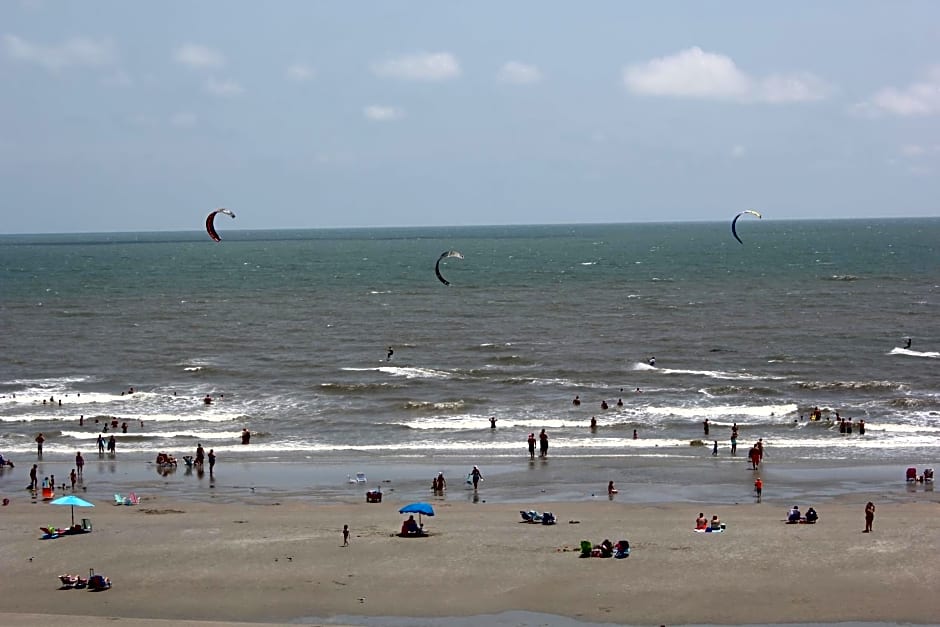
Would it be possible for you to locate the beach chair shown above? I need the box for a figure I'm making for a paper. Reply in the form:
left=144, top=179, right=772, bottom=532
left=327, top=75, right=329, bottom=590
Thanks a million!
left=614, top=540, right=631, bottom=559
left=127, top=492, right=139, bottom=505
left=355, top=472, right=367, bottom=484
left=579, top=540, right=593, bottom=558
left=906, top=467, right=917, bottom=482
left=520, top=510, right=534, bottom=522
left=924, top=468, right=934, bottom=483
left=81, top=518, right=92, bottom=532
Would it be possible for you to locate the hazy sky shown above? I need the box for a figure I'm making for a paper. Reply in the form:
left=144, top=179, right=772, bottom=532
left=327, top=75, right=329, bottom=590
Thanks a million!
left=2, top=1, right=938, bottom=233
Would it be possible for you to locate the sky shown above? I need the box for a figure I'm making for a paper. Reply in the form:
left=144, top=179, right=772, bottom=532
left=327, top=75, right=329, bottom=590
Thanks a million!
left=1, top=1, right=939, bottom=233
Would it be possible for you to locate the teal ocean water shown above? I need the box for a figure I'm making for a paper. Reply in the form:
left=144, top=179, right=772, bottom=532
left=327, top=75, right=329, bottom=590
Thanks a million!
left=1, top=220, right=938, bottom=501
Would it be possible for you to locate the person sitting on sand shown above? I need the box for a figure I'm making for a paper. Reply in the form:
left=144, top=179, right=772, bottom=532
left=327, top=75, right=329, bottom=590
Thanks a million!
left=788, top=505, right=802, bottom=523
left=696, top=513, right=708, bottom=530
left=805, top=507, right=818, bottom=524
left=401, top=515, right=420, bottom=535
left=710, top=515, right=721, bottom=530
left=598, top=539, right=614, bottom=558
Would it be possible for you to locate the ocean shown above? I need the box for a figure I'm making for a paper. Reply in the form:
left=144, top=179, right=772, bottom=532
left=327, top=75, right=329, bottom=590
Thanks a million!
left=1, top=219, right=938, bottom=503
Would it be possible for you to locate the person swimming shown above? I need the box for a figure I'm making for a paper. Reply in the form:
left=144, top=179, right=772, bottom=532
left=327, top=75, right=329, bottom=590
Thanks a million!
left=904, top=337, right=912, bottom=349
left=648, top=356, right=656, bottom=367
left=387, top=346, right=394, bottom=361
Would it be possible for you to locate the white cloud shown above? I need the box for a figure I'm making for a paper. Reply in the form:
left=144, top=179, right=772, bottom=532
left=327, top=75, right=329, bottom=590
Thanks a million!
left=855, top=67, right=940, bottom=117
left=101, top=69, right=132, bottom=87
left=170, top=112, right=197, bottom=128
left=3, top=34, right=116, bottom=71
left=623, top=47, right=829, bottom=103
left=371, top=52, right=460, bottom=81
left=363, top=105, right=404, bottom=121
left=731, top=144, right=746, bottom=158
left=286, top=63, right=314, bottom=82
left=497, top=61, right=542, bottom=84
left=900, top=143, right=940, bottom=157
left=174, top=43, right=225, bottom=70
left=205, top=77, right=244, bottom=96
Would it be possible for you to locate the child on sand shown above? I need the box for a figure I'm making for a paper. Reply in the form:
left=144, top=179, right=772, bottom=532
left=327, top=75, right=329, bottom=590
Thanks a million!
left=754, top=477, right=763, bottom=503
left=343, top=524, right=349, bottom=546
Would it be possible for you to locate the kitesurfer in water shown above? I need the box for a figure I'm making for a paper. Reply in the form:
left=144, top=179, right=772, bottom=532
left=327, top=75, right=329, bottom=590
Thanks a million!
left=387, top=346, right=394, bottom=361
left=648, top=356, right=656, bottom=367
left=904, top=337, right=912, bottom=349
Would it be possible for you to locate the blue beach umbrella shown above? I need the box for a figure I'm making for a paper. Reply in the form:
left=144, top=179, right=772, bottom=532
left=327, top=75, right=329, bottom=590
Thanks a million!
left=50, top=495, right=94, bottom=526
left=398, top=502, right=435, bottom=525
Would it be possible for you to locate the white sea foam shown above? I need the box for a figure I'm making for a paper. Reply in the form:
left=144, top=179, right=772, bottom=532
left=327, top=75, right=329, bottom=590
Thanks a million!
left=647, top=404, right=798, bottom=420
left=889, top=347, right=940, bottom=359
left=342, top=366, right=452, bottom=379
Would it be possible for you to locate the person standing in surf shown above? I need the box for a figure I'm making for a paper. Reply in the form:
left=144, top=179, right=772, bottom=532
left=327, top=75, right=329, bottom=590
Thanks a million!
left=386, top=346, right=394, bottom=361
left=539, top=429, right=549, bottom=458
left=469, top=465, right=483, bottom=490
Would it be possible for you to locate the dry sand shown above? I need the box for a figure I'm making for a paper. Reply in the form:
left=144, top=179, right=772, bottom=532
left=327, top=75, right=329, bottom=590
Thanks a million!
left=1, top=493, right=938, bottom=626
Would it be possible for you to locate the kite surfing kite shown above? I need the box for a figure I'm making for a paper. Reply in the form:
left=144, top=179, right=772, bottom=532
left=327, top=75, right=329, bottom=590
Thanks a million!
left=205, top=208, right=236, bottom=242
left=435, top=250, right=464, bottom=286
left=731, top=209, right=761, bottom=245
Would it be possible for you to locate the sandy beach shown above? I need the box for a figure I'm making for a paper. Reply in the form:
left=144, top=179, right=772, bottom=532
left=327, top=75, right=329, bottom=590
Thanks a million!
left=1, top=487, right=939, bottom=626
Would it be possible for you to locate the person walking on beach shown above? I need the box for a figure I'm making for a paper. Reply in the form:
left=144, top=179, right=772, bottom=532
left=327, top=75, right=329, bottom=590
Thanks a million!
left=749, top=445, right=760, bottom=470
left=107, top=434, right=116, bottom=454
left=754, top=477, right=763, bottom=503
left=29, top=464, right=38, bottom=490
left=35, top=433, right=44, bottom=457
left=70, top=468, right=77, bottom=490
left=195, top=443, right=205, bottom=467
left=96, top=434, right=105, bottom=454
left=539, top=429, right=549, bottom=457
left=343, top=524, right=350, bottom=546
left=527, top=433, right=536, bottom=459
left=864, top=501, right=875, bottom=532
left=730, top=433, right=738, bottom=456
left=208, top=449, right=216, bottom=474
left=469, top=465, right=483, bottom=490
left=712, top=440, right=718, bottom=456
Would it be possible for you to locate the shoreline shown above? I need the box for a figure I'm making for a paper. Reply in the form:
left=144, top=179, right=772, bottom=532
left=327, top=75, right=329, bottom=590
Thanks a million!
left=1, top=497, right=938, bottom=625
left=2, top=452, right=935, bottom=508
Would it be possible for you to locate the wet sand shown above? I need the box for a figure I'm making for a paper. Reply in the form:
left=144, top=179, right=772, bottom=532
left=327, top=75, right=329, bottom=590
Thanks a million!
left=1, top=489, right=938, bottom=626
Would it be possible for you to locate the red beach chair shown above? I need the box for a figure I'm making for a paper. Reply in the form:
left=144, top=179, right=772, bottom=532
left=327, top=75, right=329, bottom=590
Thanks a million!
left=905, top=467, right=917, bottom=482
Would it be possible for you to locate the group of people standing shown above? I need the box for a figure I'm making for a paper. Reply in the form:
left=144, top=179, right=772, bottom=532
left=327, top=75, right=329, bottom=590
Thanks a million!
left=526, top=429, right=549, bottom=459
